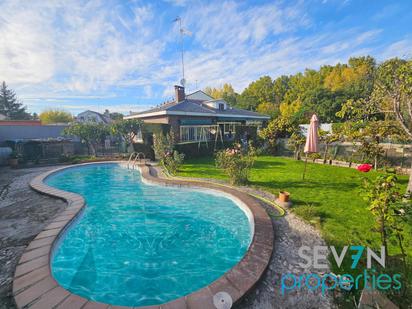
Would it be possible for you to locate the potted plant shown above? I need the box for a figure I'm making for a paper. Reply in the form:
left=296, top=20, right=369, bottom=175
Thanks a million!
left=278, top=191, right=290, bottom=203
left=8, top=151, right=20, bottom=168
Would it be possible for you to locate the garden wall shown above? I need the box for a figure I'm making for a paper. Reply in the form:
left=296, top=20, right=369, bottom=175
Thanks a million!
left=0, top=124, right=68, bottom=142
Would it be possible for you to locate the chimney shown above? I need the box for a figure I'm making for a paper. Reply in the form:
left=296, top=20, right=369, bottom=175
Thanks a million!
left=174, top=85, right=185, bottom=102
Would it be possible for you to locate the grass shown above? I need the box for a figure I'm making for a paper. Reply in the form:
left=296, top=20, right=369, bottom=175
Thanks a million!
left=178, top=156, right=412, bottom=304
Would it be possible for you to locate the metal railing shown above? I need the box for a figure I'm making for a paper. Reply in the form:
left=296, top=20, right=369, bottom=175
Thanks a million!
left=127, top=152, right=138, bottom=169
left=132, top=152, right=146, bottom=168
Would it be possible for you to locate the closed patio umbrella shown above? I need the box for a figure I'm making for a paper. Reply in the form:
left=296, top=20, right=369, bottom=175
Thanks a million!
left=303, top=114, right=319, bottom=180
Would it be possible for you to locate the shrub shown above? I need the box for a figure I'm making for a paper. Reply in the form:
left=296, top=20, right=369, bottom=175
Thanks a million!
left=163, top=150, right=185, bottom=175
left=153, top=133, right=185, bottom=175
left=215, top=143, right=256, bottom=185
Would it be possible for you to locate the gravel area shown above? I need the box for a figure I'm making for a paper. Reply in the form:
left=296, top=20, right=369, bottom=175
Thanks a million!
left=0, top=166, right=66, bottom=309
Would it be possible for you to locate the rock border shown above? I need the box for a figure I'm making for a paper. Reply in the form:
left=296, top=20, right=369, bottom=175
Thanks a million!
left=13, top=161, right=273, bottom=309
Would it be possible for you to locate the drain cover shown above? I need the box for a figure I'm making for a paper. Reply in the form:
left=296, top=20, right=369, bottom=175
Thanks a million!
left=213, top=291, right=233, bottom=309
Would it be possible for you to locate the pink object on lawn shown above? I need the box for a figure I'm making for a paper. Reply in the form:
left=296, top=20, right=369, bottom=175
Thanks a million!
left=304, top=114, right=319, bottom=154
left=357, top=164, right=373, bottom=172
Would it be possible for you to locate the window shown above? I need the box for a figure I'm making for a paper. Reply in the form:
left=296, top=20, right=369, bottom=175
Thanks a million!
left=180, top=125, right=216, bottom=143
left=133, top=128, right=143, bottom=143
left=219, top=122, right=240, bottom=134
left=218, top=103, right=225, bottom=111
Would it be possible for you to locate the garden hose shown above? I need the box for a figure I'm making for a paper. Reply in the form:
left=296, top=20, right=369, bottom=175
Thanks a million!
left=160, top=167, right=286, bottom=218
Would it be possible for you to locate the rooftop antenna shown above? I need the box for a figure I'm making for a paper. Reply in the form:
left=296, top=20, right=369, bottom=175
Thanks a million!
left=173, top=16, right=191, bottom=87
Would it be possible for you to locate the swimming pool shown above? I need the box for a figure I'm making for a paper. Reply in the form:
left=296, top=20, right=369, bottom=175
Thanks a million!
left=46, top=163, right=252, bottom=307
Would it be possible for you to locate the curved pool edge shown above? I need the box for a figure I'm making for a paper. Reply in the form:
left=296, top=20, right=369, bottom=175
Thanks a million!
left=13, top=161, right=274, bottom=309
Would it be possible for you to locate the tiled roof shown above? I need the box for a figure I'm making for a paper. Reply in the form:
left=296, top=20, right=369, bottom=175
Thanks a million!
left=129, top=99, right=269, bottom=119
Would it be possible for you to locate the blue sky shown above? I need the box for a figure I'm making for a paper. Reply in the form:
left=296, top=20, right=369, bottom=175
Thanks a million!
left=0, top=0, right=411, bottom=116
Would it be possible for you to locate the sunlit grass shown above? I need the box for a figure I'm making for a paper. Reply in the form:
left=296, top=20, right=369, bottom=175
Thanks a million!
left=178, top=156, right=411, bottom=291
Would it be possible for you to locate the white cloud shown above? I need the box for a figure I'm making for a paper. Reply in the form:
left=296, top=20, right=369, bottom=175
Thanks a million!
left=0, top=0, right=163, bottom=94
left=0, top=2, right=56, bottom=84
left=379, top=38, right=412, bottom=60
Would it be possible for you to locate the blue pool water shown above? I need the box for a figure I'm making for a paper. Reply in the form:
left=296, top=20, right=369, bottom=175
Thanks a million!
left=46, top=164, right=251, bottom=306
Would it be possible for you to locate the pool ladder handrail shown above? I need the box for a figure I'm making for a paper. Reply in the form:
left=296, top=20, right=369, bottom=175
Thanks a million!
left=127, top=152, right=138, bottom=169
left=132, top=152, right=146, bottom=168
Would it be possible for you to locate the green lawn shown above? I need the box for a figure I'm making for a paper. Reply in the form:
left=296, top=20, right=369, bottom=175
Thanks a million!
left=178, top=156, right=411, bottom=285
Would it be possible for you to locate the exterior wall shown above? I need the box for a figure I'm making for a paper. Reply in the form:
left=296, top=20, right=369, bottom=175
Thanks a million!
left=77, top=111, right=107, bottom=123
left=141, top=115, right=169, bottom=124
left=0, top=114, right=6, bottom=120
left=185, top=91, right=213, bottom=101
left=0, top=124, right=68, bottom=142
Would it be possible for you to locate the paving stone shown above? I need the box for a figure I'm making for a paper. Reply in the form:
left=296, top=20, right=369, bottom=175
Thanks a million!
left=83, top=301, right=110, bottom=309
left=26, top=236, right=55, bottom=251
left=14, top=276, right=58, bottom=308
left=160, top=297, right=187, bottom=309
left=57, top=294, right=88, bottom=309
left=28, top=286, right=70, bottom=309
left=15, top=255, right=49, bottom=277
left=19, top=246, right=50, bottom=264
left=13, top=266, right=49, bottom=294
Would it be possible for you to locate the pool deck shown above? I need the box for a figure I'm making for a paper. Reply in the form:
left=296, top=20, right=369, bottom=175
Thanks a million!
left=12, top=161, right=274, bottom=309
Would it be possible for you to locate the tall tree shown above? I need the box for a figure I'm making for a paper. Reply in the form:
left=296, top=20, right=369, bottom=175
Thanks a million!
left=372, top=58, right=412, bottom=192
left=40, top=109, right=73, bottom=124
left=273, top=75, right=290, bottom=104
left=204, top=83, right=238, bottom=106
left=0, top=81, right=30, bottom=119
left=238, top=76, right=274, bottom=110
left=110, top=119, right=143, bottom=152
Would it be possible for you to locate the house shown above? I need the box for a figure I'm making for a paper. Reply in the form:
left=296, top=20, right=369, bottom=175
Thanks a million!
left=76, top=110, right=112, bottom=124
left=0, top=113, right=6, bottom=120
left=125, top=85, right=269, bottom=144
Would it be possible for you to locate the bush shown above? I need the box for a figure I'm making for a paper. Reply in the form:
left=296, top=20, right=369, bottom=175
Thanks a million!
left=215, top=143, right=256, bottom=185
left=163, top=150, right=185, bottom=175
left=153, top=133, right=185, bottom=175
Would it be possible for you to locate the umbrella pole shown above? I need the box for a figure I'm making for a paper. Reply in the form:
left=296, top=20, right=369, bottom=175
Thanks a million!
left=302, top=153, right=308, bottom=180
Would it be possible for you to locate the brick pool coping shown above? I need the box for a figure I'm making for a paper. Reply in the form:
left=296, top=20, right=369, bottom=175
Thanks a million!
left=13, top=161, right=274, bottom=309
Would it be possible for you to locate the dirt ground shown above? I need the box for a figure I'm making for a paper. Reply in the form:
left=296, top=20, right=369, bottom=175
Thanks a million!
left=0, top=166, right=66, bottom=309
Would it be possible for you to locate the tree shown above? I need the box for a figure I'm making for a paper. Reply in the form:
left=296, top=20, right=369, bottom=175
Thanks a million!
left=363, top=174, right=406, bottom=257
left=256, top=102, right=278, bottom=118
left=273, top=75, right=290, bottom=104
left=204, top=83, right=238, bottom=106
left=109, top=112, right=124, bottom=121
left=371, top=58, right=412, bottom=192
left=258, top=98, right=304, bottom=154
left=40, top=109, right=73, bottom=124
left=336, top=97, right=404, bottom=170
left=237, top=76, right=274, bottom=110
left=63, top=123, right=109, bottom=156
left=0, top=81, right=30, bottom=120
left=110, top=119, right=143, bottom=152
